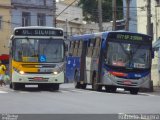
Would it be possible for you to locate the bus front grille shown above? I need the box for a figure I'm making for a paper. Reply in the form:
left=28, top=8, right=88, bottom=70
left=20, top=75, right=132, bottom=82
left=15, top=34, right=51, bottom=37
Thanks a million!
left=117, top=81, right=138, bottom=86
left=25, top=72, right=53, bottom=74
left=28, top=77, right=49, bottom=82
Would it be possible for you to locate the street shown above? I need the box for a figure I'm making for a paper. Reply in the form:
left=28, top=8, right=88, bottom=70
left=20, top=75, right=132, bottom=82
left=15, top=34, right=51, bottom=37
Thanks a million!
left=0, top=83, right=160, bottom=114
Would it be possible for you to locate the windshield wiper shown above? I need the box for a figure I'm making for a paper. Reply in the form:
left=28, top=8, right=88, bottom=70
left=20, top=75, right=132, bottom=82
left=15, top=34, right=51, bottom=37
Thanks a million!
left=118, top=43, right=142, bottom=68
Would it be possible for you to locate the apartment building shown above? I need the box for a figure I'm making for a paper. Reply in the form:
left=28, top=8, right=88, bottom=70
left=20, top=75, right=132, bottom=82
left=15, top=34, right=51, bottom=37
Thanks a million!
left=0, top=0, right=55, bottom=54
left=58, top=0, right=79, bottom=6
left=11, top=0, right=55, bottom=29
left=0, top=0, right=11, bottom=55
left=123, top=0, right=160, bottom=86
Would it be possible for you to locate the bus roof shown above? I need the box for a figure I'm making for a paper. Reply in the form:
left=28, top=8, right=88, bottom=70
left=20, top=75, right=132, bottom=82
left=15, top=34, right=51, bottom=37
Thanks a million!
left=13, top=26, right=64, bottom=37
left=70, top=31, right=152, bottom=41
left=13, top=26, right=63, bottom=31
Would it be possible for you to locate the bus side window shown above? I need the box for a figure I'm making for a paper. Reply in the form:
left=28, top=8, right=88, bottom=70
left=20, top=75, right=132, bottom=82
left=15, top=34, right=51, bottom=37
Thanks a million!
left=93, top=37, right=101, bottom=57
left=69, top=41, right=74, bottom=56
left=87, top=39, right=94, bottom=57
left=78, top=40, right=83, bottom=57
left=73, top=41, right=79, bottom=56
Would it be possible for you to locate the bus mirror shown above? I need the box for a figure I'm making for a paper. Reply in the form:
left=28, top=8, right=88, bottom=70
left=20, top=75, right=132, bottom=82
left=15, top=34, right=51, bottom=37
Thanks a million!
left=152, top=50, right=154, bottom=59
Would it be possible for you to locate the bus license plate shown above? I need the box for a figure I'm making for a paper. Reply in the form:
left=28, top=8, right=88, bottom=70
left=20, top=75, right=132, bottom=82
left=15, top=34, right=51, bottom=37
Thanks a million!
left=123, top=80, right=132, bottom=85
left=34, top=77, right=43, bottom=80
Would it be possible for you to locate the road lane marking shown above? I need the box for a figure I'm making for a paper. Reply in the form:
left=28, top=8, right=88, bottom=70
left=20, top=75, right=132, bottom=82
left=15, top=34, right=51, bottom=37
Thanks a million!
left=139, top=93, right=157, bottom=97
left=0, top=90, right=8, bottom=93
left=60, top=89, right=112, bottom=95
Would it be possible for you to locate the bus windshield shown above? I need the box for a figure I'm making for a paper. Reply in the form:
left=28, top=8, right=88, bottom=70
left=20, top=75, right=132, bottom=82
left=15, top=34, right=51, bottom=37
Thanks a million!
left=13, top=38, right=64, bottom=63
left=105, top=41, right=151, bottom=69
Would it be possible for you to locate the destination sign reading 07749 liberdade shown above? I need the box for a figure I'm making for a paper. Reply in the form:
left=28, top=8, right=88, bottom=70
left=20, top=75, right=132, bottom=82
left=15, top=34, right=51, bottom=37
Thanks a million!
left=14, top=29, right=63, bottom=36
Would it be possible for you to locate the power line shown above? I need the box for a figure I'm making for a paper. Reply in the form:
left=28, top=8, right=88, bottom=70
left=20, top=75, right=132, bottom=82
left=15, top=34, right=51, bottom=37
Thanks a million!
left=56, top=0, right=78, bottom=18
left=1, top=20, right=21, bottom=26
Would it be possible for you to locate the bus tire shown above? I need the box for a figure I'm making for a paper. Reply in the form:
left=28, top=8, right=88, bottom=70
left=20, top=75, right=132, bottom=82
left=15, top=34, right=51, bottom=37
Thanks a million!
left=38, top=84, right=45, bottom=90
left=10, top=83, right=12, bottom=89
left=74, top=72, right=81, bottom=89
left=130, top=88, right=139, bottom=95
left=53, top=84, right=59, bottom=91
left=74, top=82, right=81, bottom=89
left=92, top=75, right=102, bottom=91
left=105, top=86, right=117, bottom=93
left=12, top=83, right=19, bottom=90
left=81, top=84, right=87, bottom=89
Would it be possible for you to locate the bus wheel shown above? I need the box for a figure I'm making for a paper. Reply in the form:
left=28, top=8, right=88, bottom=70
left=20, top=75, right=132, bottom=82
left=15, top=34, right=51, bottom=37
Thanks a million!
left=81, top=84, right=87, bottom=89
left=10, top=83, right=12, bottom=89
left=74, top=82, right=81, bottom=89
left=53, top=84, right=59, bottom=91
left=92, top=76, right=102, bottom=91
left=12, top=83, right=19, bottom=90
left=130, top=88, right=139, bottom=95
left=74, top=72, right=81, bottom=89
left=38, top=84, right=45, bottom=90
left=105, top=86, right=116, bottom=93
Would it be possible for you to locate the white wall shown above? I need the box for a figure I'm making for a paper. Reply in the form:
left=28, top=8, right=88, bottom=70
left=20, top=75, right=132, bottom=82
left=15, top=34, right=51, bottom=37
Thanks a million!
left=56, top=2, right=83, bottom=24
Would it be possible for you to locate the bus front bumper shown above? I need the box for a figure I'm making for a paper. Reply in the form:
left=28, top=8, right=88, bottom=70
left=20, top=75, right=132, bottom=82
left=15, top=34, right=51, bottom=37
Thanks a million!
left=11, top=71, right=64, bottom=84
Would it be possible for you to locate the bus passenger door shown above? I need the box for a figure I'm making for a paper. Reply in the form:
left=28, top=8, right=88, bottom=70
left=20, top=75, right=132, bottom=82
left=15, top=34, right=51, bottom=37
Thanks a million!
left=79, top=41, right=87, bottom=83
left=85, top=39, right=95, bottom=84
left=66, top=41, right=75, bottom=82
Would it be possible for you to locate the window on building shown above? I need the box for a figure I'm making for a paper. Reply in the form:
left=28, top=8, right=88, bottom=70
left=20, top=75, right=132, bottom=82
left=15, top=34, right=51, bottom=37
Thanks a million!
left=43, top=0, right=46, bottom=6
left=22, top=12, right=31, bottom=26
left=37, top=13, right=46, bottom=26
left=0, top=16, right=2, bottom=29
left=156, top=0, right=160, bottom=4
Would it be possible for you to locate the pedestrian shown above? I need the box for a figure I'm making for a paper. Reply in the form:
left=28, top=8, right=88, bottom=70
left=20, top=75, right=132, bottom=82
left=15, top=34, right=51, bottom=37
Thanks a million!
left=0, top=61, right=7, bottom=86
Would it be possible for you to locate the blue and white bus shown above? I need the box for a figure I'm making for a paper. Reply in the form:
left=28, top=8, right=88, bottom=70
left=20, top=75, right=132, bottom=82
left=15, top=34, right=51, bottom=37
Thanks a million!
left=66, top=31, right=153, bottom=94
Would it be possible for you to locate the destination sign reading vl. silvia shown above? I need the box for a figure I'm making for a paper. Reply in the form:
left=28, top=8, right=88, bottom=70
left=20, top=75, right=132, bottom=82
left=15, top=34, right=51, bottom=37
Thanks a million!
left=14, top=29, right=63, bottom=36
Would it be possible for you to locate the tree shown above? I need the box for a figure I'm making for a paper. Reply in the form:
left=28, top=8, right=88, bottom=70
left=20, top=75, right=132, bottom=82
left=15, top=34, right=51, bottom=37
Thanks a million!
left=78, top=0, right=123, bottom=22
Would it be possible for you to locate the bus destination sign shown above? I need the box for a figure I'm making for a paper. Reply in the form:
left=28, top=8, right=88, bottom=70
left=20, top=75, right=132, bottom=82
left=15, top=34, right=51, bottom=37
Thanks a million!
left=108, top=32, right=152, bottom=42
left=116, top=34, right=143, bottom=41
left=14, top=29, right=63, bottom=36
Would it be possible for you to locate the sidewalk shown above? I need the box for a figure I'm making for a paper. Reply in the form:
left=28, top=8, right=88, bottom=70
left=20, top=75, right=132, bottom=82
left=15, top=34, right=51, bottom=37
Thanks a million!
left=152, top=86, right=160, bottom=95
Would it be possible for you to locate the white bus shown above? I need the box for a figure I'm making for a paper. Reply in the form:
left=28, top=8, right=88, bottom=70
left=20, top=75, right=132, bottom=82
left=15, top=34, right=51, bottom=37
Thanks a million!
left=9, top=26, right=65, bottom=90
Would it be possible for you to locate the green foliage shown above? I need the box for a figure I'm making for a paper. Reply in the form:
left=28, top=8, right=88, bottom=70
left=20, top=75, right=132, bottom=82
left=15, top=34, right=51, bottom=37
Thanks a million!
left=78, top=0, right=123, bottom=22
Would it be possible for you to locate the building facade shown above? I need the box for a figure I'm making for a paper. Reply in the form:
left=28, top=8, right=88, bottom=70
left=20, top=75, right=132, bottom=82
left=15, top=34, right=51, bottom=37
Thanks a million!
left=58, top=0, right=79, bottom=6
left=56, top=2, right=113, bottom=37
left=11, top=0, right=55, bottom=29
left=123, top=0, right=137, bottom=32
left=123, top=0, right=160, bottom=86
left=0, top=0, right=56, bottom=55
left=56, top=2, right=83, bottom=37
left=0, top=0, right=12, bottom=55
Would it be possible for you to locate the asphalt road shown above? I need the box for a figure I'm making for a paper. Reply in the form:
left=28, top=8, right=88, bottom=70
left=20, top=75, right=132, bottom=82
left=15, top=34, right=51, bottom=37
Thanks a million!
left=0, top=83, right=160, bottom=115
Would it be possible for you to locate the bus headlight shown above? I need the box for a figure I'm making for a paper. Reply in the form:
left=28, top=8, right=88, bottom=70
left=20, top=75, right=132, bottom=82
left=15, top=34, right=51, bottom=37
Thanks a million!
left=19, top=70, right=25, bottom=75
left=53, top=71, right=58, bottom=75
left=13, top=67, right=25, bottom=75
left=53, top=64, right=64, bottom=75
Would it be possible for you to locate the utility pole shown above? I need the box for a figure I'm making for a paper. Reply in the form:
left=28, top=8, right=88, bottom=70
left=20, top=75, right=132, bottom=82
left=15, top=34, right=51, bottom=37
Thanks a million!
left=112, top=0, right=117, bottom=31
left=125, top=0, right=130, bottom=31
left=98, top=0, right=103, bottom=32
left=53, top=0, right=56, bottom=27
left=147, top=0, right=153, bottom=92
left=65, top=19, right=69, bottom=40
left=146, top=0, right=152, bottom=36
